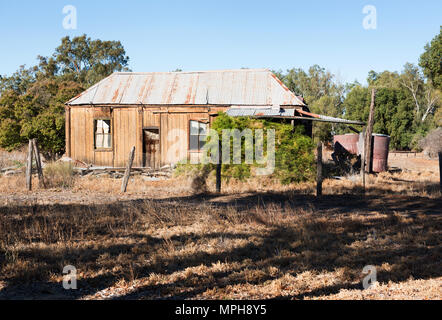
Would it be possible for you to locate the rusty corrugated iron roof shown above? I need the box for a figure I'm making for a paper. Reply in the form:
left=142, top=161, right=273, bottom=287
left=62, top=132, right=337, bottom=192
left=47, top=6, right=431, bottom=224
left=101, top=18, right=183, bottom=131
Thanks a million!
left=66, top=69, right=305, bottom=107
left=226, top=107, right=296, bottom=117
left=226, top=107, right=365, bottom=125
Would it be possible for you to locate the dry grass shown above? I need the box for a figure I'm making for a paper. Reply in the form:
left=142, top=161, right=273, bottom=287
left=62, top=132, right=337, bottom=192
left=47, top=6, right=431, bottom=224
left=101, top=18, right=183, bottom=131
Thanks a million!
left=0, top=176, right=440, bottom=300
left=0, top=168, right=439, bottom=200
left=43, top=162, right=75, bottom=189
left=0, top=148, right=26, bottom=170
left=0, top=153, right=440, bottom=300
left=307, top=277, right=441, bottom=300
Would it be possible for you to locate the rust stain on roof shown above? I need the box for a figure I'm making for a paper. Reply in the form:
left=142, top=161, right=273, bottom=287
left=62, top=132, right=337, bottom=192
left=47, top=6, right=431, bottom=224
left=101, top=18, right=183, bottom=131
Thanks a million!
left=184, top=75, right=194, bottom=105
left=192, top=74, right=200, bottom=104
left=138, top=77, right=150, bottom=103
left=166, top=73, right=179, bottom=105
left=112, top=88, right=120, bottom=103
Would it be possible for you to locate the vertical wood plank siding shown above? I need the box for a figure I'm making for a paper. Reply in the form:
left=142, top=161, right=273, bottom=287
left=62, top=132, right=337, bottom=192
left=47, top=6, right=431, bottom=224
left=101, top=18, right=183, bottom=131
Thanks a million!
left=68, top=106, right=229, bottom=167
left=65, top=106, right=71, bottom=157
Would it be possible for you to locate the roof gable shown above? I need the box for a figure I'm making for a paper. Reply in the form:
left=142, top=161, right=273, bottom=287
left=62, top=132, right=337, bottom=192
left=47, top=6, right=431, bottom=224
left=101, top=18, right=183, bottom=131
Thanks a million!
left=66, top=69, right=305, bottom=107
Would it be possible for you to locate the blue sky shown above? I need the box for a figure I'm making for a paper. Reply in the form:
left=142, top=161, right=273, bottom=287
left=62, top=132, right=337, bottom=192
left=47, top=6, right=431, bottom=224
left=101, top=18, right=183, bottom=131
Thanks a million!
left=0, top=0, right=440, bottom=84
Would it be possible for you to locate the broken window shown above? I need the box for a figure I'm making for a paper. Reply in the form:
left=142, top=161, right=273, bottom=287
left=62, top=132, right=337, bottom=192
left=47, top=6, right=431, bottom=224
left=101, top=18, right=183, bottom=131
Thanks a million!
left=94, top=119, right=112, bottom=149
left=189, top=120, right=207, bottom=151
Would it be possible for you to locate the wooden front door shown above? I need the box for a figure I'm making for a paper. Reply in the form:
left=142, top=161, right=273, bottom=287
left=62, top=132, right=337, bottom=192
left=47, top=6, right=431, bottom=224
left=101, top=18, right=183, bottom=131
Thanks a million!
left=143, top=128, right=160, bottom=169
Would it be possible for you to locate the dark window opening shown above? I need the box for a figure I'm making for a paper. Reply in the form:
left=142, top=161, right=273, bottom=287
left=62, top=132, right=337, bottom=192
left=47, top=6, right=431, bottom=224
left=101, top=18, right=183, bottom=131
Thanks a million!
left=94, top=119, right=112, bottom=149
left=189, top=120, right=207, bottom=151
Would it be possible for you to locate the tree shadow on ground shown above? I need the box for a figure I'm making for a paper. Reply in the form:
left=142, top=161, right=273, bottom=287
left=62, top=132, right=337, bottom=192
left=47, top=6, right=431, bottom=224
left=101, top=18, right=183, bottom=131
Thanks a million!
left=0, top=190, right=440, bottom=299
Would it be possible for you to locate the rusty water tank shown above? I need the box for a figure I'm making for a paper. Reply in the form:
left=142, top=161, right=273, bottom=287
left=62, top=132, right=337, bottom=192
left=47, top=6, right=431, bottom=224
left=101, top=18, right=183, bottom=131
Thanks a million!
left=372, top=134, right=390, bottom=172
left=333, top=134, right=359, bottom=155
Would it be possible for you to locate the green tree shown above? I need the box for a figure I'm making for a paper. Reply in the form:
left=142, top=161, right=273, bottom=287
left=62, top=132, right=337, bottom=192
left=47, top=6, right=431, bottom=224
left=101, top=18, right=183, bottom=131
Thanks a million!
left=0, top=80, right=84, bottom=158
left=400, top=63, right=439, bottom=126
left=342, top=85, right=370, bottom=122
left=0, top=35, right=130, bottom=158
left=0, top=65, right=37, bottom=95
left=210, top=113, right=315, bottom=184
left=281, top=65, right=339, bottom=104
left=367, top=70, right=401, bottom=89
left=36, top=34, right=130, bottom=87
left=344, top=85, right=416, bottom=150
left=0, top=90, right=22, bottom=150
left=274, top=65, right=349, bottom=143
left=309, top=95, right=341, bottom=142
left=419, top=27, right=442, bottom=90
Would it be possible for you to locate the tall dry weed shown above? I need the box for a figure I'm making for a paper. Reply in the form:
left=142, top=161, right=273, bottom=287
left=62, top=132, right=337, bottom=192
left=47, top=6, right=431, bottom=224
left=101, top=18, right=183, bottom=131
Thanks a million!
left=43, top=162, right=75, bottom=189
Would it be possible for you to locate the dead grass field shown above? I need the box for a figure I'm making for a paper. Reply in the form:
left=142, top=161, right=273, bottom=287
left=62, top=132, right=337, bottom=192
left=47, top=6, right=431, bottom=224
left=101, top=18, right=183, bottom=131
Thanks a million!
left=0, top=153, right=440, bottom=300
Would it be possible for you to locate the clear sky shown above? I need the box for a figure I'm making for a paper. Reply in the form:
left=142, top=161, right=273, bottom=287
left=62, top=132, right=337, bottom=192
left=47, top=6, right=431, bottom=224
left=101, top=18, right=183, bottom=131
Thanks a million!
left=0, top=0, right=440, bottom=84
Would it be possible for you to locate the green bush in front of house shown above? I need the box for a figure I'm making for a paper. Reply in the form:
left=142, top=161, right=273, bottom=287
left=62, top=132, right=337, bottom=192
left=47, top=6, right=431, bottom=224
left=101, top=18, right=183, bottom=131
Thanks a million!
left=177, top=112, right=315, bottom=185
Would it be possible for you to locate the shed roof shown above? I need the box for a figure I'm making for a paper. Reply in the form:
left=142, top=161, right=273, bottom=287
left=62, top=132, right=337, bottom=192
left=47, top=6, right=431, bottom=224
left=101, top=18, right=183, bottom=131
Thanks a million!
left=226, top=107, right=296, bottom=117
left=66, top=69, right=305, bottom=107
left=226, top=107, right=366, bottom=125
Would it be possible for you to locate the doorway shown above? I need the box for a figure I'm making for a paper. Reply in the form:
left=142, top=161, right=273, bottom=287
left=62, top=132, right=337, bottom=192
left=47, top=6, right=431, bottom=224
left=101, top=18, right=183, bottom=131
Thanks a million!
left=143, top=128, right=160, bottom=169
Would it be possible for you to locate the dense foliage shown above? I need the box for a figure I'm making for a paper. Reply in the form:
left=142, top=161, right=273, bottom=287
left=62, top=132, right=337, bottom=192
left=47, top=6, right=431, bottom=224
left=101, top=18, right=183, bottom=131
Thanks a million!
left=0, top=80, right=83, bottom=158
left=209, top=113, right=315, bottom=184
left=0, top=29, right=440, bottom=160
left=0, top=34, right=130, bottom=158
left=274, top=28, right=441, bottom=150
left=419, top=27, right=442, bottom=90
left=274, top=65, right=349, bottom=142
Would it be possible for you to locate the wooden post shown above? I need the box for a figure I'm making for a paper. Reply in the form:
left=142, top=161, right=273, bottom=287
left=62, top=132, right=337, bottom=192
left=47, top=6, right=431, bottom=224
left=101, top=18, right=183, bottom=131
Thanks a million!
left=365, top=89, right=376, bottom=173
left=65, top=106, right=71, bottom=157
left=32, top=139, right=45, bottom=188
left=121, top=146, right=136, bottom=193
left=26, top=140, right=33, bottom=191
left=360, top=128, right=366, bottom=193
left=216, top=140, right=222, bottom=193
left=361, top=147, right=366, bottom=193
left=316, top=142, right=323, bottom=197
left=439, top=152, right=442, bottom=194
left=137, top=107, right=144, bottom=167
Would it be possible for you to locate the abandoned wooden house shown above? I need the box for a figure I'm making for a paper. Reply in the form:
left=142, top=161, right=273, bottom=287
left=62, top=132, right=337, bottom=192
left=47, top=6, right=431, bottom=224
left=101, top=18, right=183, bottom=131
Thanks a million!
left=65, top=69, right=362, bottom=168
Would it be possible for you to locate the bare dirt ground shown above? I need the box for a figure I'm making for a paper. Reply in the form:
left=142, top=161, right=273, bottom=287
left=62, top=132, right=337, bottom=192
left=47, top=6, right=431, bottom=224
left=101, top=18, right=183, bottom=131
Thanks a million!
left=0, top=154, right=440, bottom=300
left=388, top=152, right=440, bottom=172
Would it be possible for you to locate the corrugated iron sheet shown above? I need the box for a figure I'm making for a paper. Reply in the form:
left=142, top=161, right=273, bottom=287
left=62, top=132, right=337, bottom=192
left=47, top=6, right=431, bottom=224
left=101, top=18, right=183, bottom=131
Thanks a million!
left=66, top=69, right=305, bottom=106
left=226, top=107, right=296, bottom=117
left=313, top=115, right=365, bottom=125
left=226, top=107, right=365, bottom=125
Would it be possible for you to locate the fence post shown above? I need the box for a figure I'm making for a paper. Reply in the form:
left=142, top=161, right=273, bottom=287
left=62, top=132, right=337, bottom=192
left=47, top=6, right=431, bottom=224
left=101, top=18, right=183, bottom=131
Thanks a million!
left=121, top=146, right=136, bottom=193
left=26, top=140, right=33, bottom=191
left=32, top=139, right=45, bottom=188
left=365, top=89, right=376, bottom=173
left=316, top=142, right=323, bottom=197
left=360, top=128, right=366, bottom=193
left=216, top=140, right=222, bottom=193
left=439, top=152, right=442, bottom=194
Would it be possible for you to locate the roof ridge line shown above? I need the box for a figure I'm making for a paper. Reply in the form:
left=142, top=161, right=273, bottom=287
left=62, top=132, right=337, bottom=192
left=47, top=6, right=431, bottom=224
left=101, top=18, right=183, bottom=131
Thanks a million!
left=112, top=69, right=270, bottom=75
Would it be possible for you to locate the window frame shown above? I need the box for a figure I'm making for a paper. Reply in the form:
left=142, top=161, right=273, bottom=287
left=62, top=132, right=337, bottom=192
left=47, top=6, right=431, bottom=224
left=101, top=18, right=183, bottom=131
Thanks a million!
left=188, top=120, right=208, bottom=152
left=94, top=118, right=113, bottom=151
